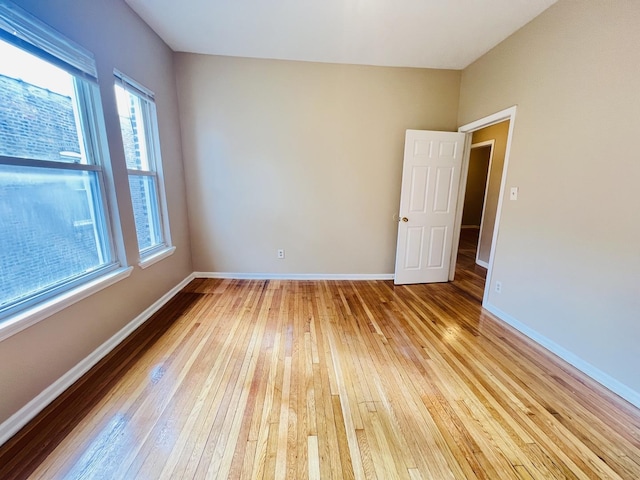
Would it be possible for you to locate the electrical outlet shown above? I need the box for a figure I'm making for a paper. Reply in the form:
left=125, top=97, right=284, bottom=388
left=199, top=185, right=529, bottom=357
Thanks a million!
left=277, top=249, right=285, bottom=259
left=495, top=281, right=502, bottom=294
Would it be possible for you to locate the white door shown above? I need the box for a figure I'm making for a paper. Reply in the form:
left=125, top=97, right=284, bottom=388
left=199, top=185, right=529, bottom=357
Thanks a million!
left=394, top=130, right=465, bottom=284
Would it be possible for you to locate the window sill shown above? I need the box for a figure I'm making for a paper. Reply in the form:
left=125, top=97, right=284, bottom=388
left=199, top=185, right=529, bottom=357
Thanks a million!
left=0, top=266, right=134, bottom=343
left=138, top=246, right=176, bottom=269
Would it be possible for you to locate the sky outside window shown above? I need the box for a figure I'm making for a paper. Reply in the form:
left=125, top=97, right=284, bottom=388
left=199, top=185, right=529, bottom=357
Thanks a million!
left=0, top=40, right=72, bottom=96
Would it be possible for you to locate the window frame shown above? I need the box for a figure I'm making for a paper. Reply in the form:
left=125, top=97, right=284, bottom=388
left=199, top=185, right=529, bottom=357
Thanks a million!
left=114, top=70, right=174, bottom=267
left=0, top=0, right=131, bottom=340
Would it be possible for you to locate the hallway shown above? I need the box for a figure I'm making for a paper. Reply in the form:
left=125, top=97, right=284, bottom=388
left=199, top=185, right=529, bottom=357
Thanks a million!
left=453, top=227, right=487, bottom=303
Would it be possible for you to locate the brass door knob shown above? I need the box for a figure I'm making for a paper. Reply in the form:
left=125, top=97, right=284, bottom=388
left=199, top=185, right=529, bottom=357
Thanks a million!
left=401, top=217, right=409, bottom=222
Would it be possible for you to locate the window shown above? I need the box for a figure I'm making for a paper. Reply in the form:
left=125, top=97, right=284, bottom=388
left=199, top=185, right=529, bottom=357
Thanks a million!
left=0, top=1, right=125, bottom=324
left=114, top=72, right=172, bottom=262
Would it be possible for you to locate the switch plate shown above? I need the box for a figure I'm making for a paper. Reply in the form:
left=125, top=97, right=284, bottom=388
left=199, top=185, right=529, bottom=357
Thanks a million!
left=509, top=187, right=519, bottom=201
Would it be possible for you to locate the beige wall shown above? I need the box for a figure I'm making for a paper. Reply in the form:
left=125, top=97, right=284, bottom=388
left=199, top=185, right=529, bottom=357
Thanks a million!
left=0, top=1, right=192, bottom=424
left=176, top=55, right=461, bottom=274
left=471, top=121, right=510, bottom=264
left=459, top=0, right=640, bottom=395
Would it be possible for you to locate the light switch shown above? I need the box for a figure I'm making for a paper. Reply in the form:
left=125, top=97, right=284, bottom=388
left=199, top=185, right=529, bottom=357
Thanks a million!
left=509, top=187, right=519, bottom=201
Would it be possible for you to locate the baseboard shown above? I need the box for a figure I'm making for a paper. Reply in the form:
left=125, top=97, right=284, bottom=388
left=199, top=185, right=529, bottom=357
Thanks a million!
left=194, top=272, right=395, bottom=281
left=475, top=259, right=489, bottom=269
left=0, top=272, right=196, bottom=447
left=484, top=303, right=640, bottom=410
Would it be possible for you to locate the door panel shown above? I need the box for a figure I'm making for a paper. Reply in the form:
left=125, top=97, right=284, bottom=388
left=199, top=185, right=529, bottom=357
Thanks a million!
left=427, top=226, right=447, bottom=268
left=409, top=167, right=429, bottom=212
left=405, top=227, right=425, bottom=269
left=433, top=167, right=454, bottom=212
left=394, top=130, right=465, bottom=285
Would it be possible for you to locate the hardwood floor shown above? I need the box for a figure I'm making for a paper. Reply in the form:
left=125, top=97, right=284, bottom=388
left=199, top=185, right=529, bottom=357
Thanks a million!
left=1, top=236, right=639, bottom=478
left=452, top=227, right=487, bottom=303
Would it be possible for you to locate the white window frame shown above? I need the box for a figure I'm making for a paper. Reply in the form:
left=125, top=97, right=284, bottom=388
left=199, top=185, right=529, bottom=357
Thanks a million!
left=114, top=70, right=174, bottom=268
left=0, top=0, right=131, bottom=341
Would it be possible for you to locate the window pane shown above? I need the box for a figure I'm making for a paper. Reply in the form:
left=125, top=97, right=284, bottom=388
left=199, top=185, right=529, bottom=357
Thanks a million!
left=116, top=73, right=170, bottom=259
left=115, top=84, right=150, bottom=171
left=0, top=40, right=87, bottom=164
left=128, top=174, right=162, bottom=252
left=0, top=164, right=112, bottom=311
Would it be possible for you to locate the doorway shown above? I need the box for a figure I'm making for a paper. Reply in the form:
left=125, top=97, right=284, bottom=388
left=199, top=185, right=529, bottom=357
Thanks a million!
left=451, top=141, right=494, bottom=302
left=449, top=107, right=517, bottom=306
left=463, top=141, right=493, bottom=268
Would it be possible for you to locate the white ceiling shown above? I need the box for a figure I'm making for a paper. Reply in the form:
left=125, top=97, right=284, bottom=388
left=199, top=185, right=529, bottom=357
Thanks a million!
left=124, top=0, right=557, bottom=69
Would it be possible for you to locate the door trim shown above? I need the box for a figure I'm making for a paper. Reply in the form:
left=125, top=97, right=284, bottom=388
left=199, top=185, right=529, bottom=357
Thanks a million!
left=449, top=106, right=517, bottom=307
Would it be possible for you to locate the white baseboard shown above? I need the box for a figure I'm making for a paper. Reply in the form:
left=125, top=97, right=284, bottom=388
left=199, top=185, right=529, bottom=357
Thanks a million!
left=484, top=303, right=640, bottom=410
left=194, top=272, right=395, bottom=281
left=0, top=273, right=196, bottom=447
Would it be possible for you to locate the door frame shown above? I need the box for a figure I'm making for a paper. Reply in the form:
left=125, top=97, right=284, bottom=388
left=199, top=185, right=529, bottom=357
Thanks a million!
left=469, top=139, right=495, bottom=269
left=448, top=106, right=517, bottom=306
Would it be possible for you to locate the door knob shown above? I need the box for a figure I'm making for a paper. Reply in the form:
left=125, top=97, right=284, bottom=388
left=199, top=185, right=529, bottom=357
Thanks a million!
left=401, top=217, right=409, bottom=222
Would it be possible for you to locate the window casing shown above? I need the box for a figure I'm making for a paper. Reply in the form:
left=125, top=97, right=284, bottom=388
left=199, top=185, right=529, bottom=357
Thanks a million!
left=0, top=1, right=124, bottom=323
left=114, top=72, right=172, bottom=261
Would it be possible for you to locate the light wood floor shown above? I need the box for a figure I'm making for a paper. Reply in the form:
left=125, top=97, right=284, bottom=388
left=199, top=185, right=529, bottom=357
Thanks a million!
left=1, top=232, right=639, bottom=479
